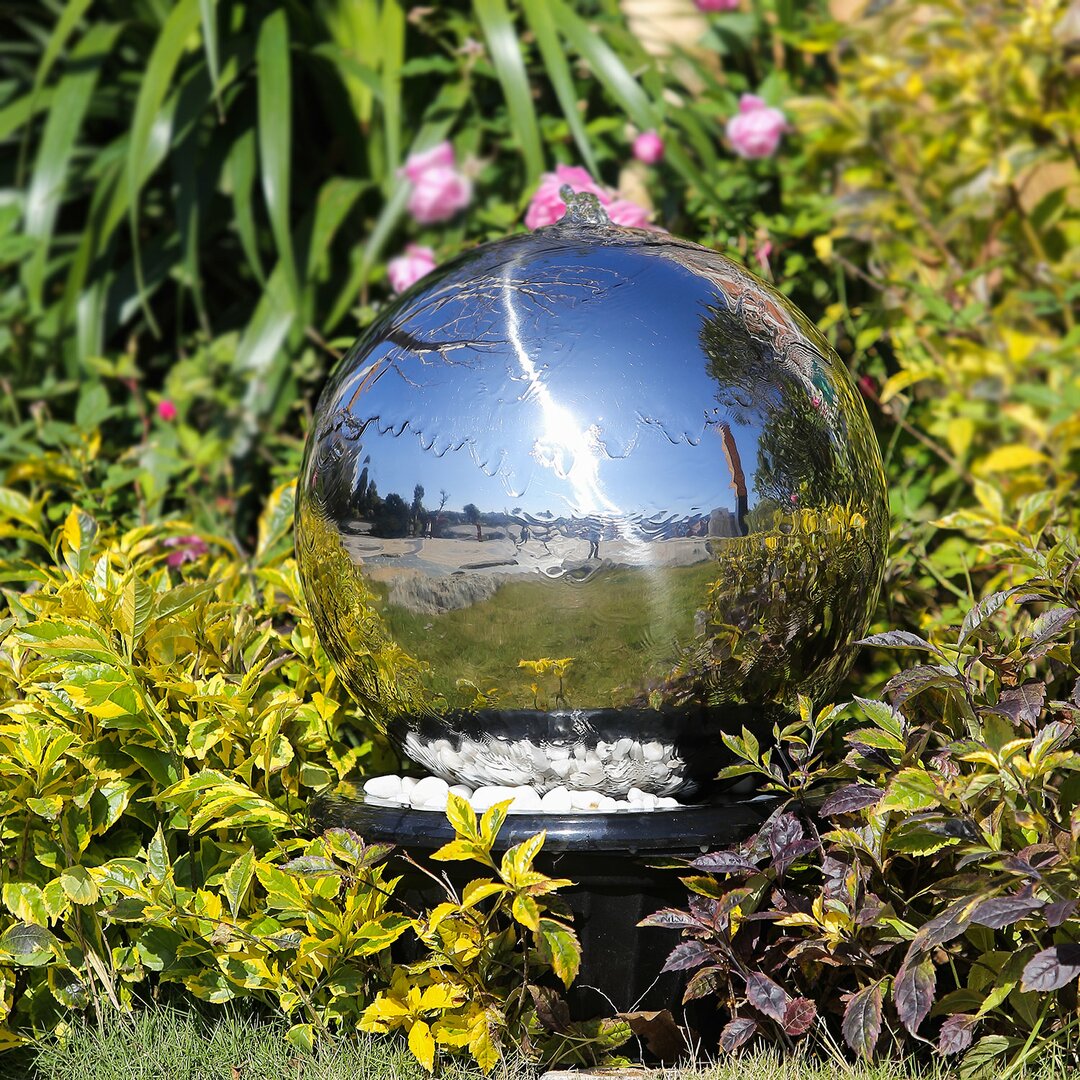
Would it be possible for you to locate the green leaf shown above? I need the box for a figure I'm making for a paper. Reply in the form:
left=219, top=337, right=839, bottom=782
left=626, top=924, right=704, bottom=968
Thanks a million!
left=538, top=917, right=581, bottom=988
left=2, top=883, right=49, bottom=927
left=257, top=9, right=300, bottom=310
left=60, top=866, right=99, bottom=906
left=379, top=0, right=405, bottom=182
left=255, top=481, right=296, bottom=564
left=474, top=0, right=544, bottom=181
left=225, top=129, right=266, bottom=285
left=118, top=576, right=154, bottom=653
left=22, top=22, right=122, bottom=307
left=446, top=791, right=479, bottom=841
left=126, top=0, right=202, bottom=334
left=876, top=768, right=940, bottom=813
left=0, top=922, right=56, bottom=967
left=221, top=848, right=255, bottom=919
left=521, top=0, right=598, bottom=175
left=198, top=0, right=222, bottom=113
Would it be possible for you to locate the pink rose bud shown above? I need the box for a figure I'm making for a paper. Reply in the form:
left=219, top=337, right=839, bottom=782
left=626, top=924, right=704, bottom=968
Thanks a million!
left=859, top=375, right=879, bottom=398
left=524, top=164, right=606, bottom=230
left=695, top=0, right=739, bottom=10
left=387, top=244, right=437, bottom=294
left=754, top=239, right=773, bottom=270
left=401, top=141, right=456, bottom=183
left=726, top=94, right=789, bottom=159
left=163, top=535, right=209, bottom=567
left=524, top=164, right=653, bottom=231
left=406, top=165, right=472, bottom=224
left=399, top=141, right=472, bottom=224
left=157, top=399, right=177, bottom=422
left=632, top=130, right=665, bottom=165
left=606, top=199, right=653, bottom=229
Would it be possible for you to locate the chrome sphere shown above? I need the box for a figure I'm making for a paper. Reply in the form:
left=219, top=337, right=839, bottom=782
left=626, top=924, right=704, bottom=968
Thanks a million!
left=296, top=199, right=887, bottom=797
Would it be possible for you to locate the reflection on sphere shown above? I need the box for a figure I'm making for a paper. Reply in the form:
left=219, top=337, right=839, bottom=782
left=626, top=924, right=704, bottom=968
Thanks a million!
left=296, top=213, right=888, bottom=798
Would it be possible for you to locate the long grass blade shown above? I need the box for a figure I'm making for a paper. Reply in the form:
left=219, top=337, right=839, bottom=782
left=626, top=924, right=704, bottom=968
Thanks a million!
left=547, top=0, right=722, bottom=211
left=474, top=0, right=544, bottom=181
left=256, top=8, right=301, bottom=310
left=126, top=0, right=202, bottom=335
left=521, top=0, right=598, bottom=176
left=324, top=80, right=469, bottom=333
left=379, top=0, right=405, bottom=183
left=226, top=128, right=266, bottom=286
left=198, top=0, right=223, bottom=118
left=22, top=22, right=121, bottom=309
left=16, top=0, right=94, bottom=186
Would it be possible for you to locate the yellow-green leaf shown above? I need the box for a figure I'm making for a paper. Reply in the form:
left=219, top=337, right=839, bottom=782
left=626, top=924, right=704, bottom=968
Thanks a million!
left=408, top=1018, right=436, bottom=1072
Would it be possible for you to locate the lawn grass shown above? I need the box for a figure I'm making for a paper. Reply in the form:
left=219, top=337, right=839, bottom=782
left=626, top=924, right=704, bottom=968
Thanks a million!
left=376, top=560, right=718, bottom=708
left=12, top=1004, right=1078, bottom=1080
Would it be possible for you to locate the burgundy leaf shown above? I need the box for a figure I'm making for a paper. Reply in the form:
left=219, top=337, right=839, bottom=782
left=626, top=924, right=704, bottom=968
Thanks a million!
left=662, top=940, right=712, bottom=973
left=528, top=985, right=571, bottom=1033
left=821, top=784, right=883, bottom=816
left=970, top=895, right=1044, bottom=929
left=959, top=590, right=1011, bottom=646
left=690, top=851, right=758, bottom=874
left=773, top=839, right=819, bottom=874
left=746, top=971, right=790, bottom=1022
left=856, top=630, right=939, bottom=652
left=638, top=908, right=701, bottom=930
left=1021, top=944, right=1080, bottom=992
left=995, top=683, right=1046, bottom=728
left=782, top=997, right=817, bottom=1036
left=768, top=813, right=804, bottom=858
left=894, top=954, right=936, bottom=1034
left=938, top=1013, right=977, bottom=1056
left=885, top=665, right=963, bottom=707
left=1045, top=900, right=1078, bottom=928
left=683, top=965, right=721, bottom=1002
left=719, top=1017, right=758, bottom=1053
left=842, top=981, right=884, bottom=1060
left=1026, top=607, right=1079, bottom=649
left=909, top=901, right=970, bottom=952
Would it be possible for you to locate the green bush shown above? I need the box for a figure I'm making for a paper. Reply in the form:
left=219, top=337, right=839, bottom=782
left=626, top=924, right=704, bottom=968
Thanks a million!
left=0, top=490, right=610, bottom=1072
left=651, top=517, right=1080, bottom=1073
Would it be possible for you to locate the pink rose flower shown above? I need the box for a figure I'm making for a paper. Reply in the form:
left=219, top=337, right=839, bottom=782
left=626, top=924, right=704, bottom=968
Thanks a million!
left=632, top=130, right=665, bottom=165
left=400, top=141, right=472, bottom=224
left=401, top=141, right=455, bottom=183
left=754, top=239, right=773, bottom=270
left=695, top=0, right=739, bottom=10
left=157, top=399, right=177, bottom=422
left=524, top=164, right=652, bottom=231
left=726, top=94, right=788, bottom=159
left=387, top=244, right=437, bottom=294
left=163, top=535, right=209, bottom=567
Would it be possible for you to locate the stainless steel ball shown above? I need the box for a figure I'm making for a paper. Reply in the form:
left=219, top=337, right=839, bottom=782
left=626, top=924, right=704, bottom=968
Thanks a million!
left=296, top=199, right=888, bottom=798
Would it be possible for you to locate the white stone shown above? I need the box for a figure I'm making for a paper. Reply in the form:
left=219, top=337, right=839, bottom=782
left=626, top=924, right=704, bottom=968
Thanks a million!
left=597, top=796, right=619, bottom=811
left=548, top=745, right=570, bottom=760
left=509, top=786, right=543, bottom=811
left=540, top=786, right=573, bottom=813
left=550, top=758, right=573, bottom=778
left=400, top=775, right=418, bottom=794
left=448, top=784, right=473, bottom=802
left=570, top=789, right=605, bottom=811
left=364, top=775, right=402, bottom=800
left=627, top=786, right=648, bottom=804
left=470, top=785, right=519, bottom=811
left=410, top=776, right=449, bottom=808
left=614, top=738, right=634, bottom=758
left=657, top=796, right=680, bottom=808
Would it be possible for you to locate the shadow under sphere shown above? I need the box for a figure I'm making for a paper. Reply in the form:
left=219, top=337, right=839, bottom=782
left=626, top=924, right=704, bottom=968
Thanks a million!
left=295, top=207, right=888, bottom=799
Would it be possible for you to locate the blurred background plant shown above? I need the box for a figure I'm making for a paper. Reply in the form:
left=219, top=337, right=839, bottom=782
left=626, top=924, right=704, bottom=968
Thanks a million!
left=2, top=0, right=1079, bottom=1071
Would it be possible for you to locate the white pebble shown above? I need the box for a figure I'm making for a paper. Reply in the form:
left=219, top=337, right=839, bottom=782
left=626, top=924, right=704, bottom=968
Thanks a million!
left=550, top=758, right=573, bottom=778
left=570, top=789, right=605, bottom=811
left=509, top=786, right=543, bottom=811
left=627, top=786, right=648, bottom=804
left=643, top=741, right=665, bottom=762
left=448, top=784, right=473, bottom=801
left=410, top=776, right=449, bottom=808
left=597, top=796, right=619, bottom=811
left=470, top=785, right=518, bottom=811
left=548, top=745, right=570, bottom=760
left=364, top=775, right=402, bottom=800
left=657, top=796, right=680, bottom=808
left=614, top=738, right=634, bottom=758
left=400, top=776, right=418, bottom=794
left=540, top=786, right=573, bottom=813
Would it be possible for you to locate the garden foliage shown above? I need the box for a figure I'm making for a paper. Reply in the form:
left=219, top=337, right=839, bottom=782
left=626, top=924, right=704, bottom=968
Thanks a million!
left=1, top=0, right=1079, bottom=1072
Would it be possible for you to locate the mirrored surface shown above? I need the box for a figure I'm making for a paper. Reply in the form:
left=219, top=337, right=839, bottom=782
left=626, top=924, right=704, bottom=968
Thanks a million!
left=296, top=214, right=888, bottom=796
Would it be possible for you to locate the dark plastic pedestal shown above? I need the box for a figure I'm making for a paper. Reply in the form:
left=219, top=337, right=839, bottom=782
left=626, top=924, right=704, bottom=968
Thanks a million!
left=310, top=786, right=776, bottom=1021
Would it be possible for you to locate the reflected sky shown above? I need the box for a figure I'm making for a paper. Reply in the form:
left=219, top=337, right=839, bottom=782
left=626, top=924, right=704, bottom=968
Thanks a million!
left=313, top=238, right=773, bottom=524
